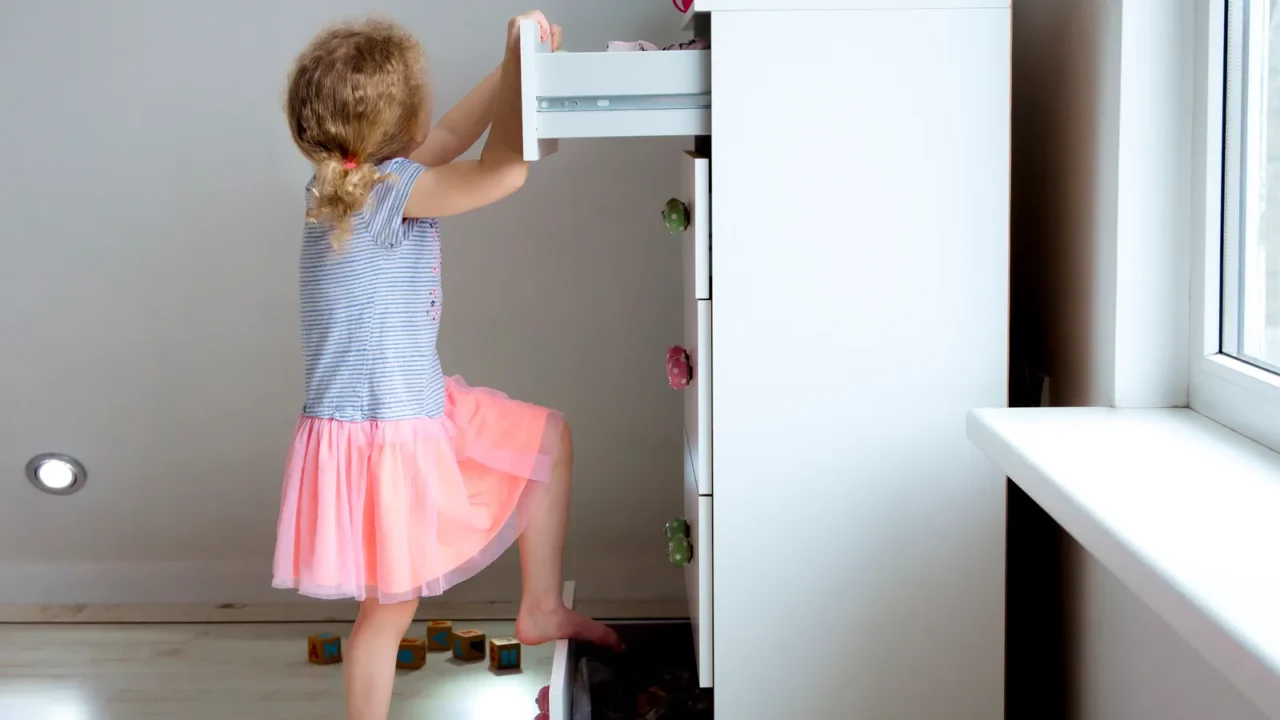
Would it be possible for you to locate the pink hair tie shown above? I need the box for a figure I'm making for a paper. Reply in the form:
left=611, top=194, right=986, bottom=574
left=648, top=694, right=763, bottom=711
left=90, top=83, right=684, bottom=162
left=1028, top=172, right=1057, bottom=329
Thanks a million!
left=341, top=157, right=358, bottom=169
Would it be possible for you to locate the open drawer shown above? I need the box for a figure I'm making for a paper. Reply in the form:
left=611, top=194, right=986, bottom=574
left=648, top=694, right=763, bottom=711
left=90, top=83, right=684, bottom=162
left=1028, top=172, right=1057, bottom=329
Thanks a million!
left=548, top=581, right=578, bottom=720
left=520, top=19, right=711, bottom=161
left=547, top=619, right=714, bottom=719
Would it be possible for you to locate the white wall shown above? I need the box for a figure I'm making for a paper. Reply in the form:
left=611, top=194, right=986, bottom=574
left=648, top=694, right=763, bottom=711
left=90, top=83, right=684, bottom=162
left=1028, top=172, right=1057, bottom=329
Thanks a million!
left=1012, top=0, right=1266, bottom=717
left=0, top=0, right=691, bottom=607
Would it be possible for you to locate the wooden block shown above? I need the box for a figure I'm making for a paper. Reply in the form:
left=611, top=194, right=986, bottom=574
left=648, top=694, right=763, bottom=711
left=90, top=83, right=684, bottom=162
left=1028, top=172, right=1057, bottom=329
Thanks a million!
left=452, top=629, right=486, bottom=662
left=307, top=633, right=342, bottom=665
left=396, top=637, right=426, bottom=670
left=426, top=620, right=453, bottom=651
left=489, top=637, right=521, bottom=671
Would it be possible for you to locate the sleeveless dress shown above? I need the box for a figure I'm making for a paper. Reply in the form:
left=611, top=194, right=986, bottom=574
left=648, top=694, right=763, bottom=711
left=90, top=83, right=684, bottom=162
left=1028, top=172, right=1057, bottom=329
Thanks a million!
left=272, top=157, right=560, bottom=603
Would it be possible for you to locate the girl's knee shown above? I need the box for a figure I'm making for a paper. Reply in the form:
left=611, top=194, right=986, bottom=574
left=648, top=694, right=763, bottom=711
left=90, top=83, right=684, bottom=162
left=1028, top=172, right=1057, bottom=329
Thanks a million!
left=360, top=597, right=419, bottom=628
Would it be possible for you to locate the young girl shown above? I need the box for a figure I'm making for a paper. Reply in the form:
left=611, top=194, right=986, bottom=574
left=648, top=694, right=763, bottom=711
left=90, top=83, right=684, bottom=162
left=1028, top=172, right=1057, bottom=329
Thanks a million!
left=272, top=12, right=621, bottom=718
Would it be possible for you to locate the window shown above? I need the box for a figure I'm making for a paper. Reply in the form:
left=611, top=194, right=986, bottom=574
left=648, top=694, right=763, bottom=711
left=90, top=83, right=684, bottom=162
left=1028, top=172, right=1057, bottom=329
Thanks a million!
left=1223, top=0, right=1280, bottom=373
left=1190, top=0, right=1280, bottom=453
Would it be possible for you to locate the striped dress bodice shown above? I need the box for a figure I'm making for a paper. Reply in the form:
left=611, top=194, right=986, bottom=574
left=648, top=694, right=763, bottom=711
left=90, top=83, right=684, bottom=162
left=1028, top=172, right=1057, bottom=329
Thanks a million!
left=298, top=157, right=445, bottom=421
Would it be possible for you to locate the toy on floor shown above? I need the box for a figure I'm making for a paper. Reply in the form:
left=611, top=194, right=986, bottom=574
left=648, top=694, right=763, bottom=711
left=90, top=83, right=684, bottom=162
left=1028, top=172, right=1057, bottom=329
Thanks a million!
left=426, top=620, right=453, bottom=651
left=452, top=629, right=487, bottom=662
left=397, top=637, right=427, bottom=670
left=489, top=637, right=522, bottom=671
left=307, top=632, right=343, bottom=665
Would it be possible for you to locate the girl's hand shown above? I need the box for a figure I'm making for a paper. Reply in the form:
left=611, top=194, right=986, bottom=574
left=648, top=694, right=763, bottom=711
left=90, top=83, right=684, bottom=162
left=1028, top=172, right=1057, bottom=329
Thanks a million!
left=507, top=11, right=553, bottom=50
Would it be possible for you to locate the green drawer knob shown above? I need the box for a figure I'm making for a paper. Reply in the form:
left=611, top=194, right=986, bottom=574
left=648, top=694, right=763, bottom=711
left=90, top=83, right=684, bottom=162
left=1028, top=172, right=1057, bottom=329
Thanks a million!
left=662, top=198, right=690, bottom=234
left=665, top=517, right=689, bottom=541
left=668, top=534, right=693, bottom=567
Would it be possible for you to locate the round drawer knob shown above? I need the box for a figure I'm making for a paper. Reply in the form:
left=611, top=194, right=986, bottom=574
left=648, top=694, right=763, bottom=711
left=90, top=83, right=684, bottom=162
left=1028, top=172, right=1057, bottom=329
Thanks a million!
left=536, top=686, right=550, bottom=713
left=668, top=534, right=693, bottom=567
left=662, top=198, right=690, bottom=234
left=665, top=517, right=689, bottom=541
left=666, top=346, right=692, bottom=390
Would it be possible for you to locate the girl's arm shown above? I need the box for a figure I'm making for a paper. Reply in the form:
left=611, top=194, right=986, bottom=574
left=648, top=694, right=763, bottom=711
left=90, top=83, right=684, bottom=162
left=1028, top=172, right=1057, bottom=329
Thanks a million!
left=402, top=13, right=558, bottom=219
left=409, top=67, right=500, bottom=169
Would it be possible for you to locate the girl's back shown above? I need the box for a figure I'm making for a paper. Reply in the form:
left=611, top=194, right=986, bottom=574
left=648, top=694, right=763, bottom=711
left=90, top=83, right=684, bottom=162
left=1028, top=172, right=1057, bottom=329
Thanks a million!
left=299, top=158, right=445, bottom=422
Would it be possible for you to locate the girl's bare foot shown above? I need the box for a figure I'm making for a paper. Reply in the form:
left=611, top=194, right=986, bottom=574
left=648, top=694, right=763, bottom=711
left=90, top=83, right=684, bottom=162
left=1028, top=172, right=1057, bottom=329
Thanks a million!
left=515, top=602, right=624, bottom=650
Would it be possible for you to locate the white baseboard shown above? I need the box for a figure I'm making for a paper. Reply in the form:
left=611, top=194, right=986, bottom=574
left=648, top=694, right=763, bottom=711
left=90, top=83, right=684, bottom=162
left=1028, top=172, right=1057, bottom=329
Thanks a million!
left=0, top=556, right=687, bottom=622
left=0, top=599, right=687, bottom=623
left=0, top=560, right=291, bottom=605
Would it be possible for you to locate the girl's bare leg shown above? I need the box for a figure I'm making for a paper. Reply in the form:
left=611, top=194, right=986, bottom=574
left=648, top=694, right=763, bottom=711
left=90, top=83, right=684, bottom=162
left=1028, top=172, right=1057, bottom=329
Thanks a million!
left=514, top=422, right=623, bottom=650
left=344, top=597, right=419, bottom=720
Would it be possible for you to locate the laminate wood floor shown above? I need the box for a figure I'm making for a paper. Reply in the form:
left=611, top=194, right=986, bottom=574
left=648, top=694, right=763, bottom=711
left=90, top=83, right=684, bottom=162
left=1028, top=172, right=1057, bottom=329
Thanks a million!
left=0, top=620, right=551, bottom=719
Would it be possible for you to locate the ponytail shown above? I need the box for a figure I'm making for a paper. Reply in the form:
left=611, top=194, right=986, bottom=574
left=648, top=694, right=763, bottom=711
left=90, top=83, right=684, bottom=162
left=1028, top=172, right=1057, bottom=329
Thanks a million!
left=307, top=156, right=386, bottom=250
left=288, top=19, right=427, bottom=248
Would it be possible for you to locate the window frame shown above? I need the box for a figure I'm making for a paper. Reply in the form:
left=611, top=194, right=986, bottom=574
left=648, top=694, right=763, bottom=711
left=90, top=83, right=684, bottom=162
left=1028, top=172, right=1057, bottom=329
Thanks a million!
left=1190, top=0, right=1280, bottom=454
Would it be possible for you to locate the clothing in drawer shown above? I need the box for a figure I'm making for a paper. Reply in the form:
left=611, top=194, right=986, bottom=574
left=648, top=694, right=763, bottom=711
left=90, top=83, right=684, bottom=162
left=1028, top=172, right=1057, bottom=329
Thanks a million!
left=519, top=19, right=710, bottom=160
left=552, top=621, right=713, bottom=719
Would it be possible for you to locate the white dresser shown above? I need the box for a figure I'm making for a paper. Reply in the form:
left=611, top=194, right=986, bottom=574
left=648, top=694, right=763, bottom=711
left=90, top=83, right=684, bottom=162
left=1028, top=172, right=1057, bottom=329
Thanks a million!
left=523, top=1, right=1011, bottom=717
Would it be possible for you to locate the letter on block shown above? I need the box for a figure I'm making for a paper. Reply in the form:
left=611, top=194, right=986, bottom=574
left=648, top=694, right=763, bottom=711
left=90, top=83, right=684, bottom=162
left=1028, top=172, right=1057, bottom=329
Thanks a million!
left=307, top=633, right=343, bottom=665
left=396, top=637, right=426, bottom=670
left=452, top=629, right=486, bottom=662
left=489, top=637, right=521, bottom=671
left=426, top=620, right=453, bottom=652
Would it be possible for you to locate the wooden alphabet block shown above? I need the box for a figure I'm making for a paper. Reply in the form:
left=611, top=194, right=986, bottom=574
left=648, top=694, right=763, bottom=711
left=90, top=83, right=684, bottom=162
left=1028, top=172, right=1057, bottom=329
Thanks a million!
left=307, top=633, right=342, bottom=665
left=452, top=629, right=486, bottom=662
left=489, top=637, right=521, bottom=671
left=426, top=620, right=453, bottom=651
left=396, top=637, right=426, bottom=670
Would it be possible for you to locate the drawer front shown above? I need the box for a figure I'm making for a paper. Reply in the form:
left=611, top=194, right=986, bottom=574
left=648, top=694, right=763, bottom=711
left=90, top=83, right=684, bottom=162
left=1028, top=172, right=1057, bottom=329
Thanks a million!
left=519, top=19, right=560, bottom=161
left=548, top=581, right=577, bottom=720
left=683, top=432, right=715, bottom=688
left=683, top=151, right=711, bottom=300
left=684, top=298, right=713, bottom=495
left=519, top=19, right=711, bottom=158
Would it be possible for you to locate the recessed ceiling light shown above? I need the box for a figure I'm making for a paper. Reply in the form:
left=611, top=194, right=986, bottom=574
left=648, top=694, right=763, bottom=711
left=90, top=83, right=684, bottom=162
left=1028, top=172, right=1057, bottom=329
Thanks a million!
left=25, top=453, right=87, bottom=495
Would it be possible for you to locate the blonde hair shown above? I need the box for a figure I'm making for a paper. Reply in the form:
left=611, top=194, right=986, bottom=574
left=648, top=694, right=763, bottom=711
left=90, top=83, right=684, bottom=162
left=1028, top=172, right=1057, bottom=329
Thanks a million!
left=286, top=18, right=428, bottom=248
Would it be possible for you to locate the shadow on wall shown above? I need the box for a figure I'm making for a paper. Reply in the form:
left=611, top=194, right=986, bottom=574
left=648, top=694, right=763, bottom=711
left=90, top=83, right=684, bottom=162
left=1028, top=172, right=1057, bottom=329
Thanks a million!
left=1009, top=0, right=1118, bottom=411
left=1006, top=0, right=1123, bottom=716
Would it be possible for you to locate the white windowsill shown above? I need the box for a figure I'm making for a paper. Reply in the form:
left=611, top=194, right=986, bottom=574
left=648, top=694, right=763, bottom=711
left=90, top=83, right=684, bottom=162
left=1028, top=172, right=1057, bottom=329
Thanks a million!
left=967, top=407, right=1280, bottom=717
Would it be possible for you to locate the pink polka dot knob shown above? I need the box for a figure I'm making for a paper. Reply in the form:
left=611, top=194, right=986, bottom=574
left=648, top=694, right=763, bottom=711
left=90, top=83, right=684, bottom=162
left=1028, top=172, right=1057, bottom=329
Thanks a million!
left=666, top=346, right=692, bottom=390
left=535, top=714, right=550, bottom=720
left=537, top=685, right=550, bottom=713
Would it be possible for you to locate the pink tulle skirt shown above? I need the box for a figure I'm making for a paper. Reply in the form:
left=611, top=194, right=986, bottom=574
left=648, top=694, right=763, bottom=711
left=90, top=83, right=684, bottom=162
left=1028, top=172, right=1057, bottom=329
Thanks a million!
left=272, top=376, right=561, bottom=603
